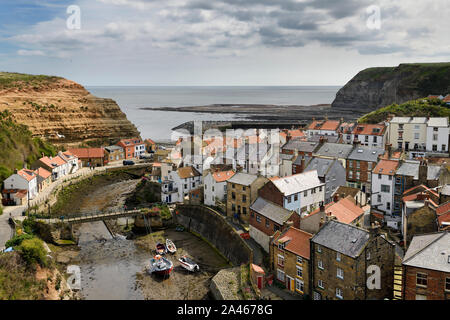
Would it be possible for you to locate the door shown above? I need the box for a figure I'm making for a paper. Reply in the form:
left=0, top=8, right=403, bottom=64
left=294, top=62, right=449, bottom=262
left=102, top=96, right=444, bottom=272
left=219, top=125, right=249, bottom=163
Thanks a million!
left=257, top=276, right=262, bottom=289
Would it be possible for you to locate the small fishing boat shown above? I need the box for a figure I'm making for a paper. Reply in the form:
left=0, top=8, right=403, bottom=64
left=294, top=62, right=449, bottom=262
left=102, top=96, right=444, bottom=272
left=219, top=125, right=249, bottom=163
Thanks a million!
left=166, top=239, right=176, bottom=254
left=156, top=242, right=167, bottom=255
left=147, top=255, right=173, bottom=276
left=179, top=255, right=200, bottom=272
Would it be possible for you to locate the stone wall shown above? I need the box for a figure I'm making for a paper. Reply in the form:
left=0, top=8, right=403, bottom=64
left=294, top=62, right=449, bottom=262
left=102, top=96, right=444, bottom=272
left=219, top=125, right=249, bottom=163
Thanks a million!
left=175, top=204, right=253, bottom=266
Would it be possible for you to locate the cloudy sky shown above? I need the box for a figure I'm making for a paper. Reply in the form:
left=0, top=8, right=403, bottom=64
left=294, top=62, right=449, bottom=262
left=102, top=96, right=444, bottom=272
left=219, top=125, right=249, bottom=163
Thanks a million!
left=0, top=0, right=449, bottom=86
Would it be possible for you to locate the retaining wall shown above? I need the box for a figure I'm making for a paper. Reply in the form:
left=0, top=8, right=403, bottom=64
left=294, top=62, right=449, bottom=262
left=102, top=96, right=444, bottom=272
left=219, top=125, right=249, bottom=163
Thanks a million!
left=175, top=204, right=253, bottom=266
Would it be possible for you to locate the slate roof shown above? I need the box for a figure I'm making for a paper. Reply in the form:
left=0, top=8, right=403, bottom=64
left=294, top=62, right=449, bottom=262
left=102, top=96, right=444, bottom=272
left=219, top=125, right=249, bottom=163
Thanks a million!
left=282, top=140, right=319, bottom=153
left=314, top=143, right=353, bottom=159
left=403, top=232, right=450, bottom=272
left=427, top=117, right=448, bottom=127
left=271, top=170, right=323, bottom=196
left=228, top=172, right=259, bottom=186
left=307, top=135, right=340, bottom=143
left=441, top=184, right=450, bottom=196
left=396, top=160, right=420, bottom=179
left=332, top=185, right=360, bottom=199
left=311, top=220, right=370, bottom=258
left=304, top=157, right=335, bottom=177
left=250, top=197, right=293, bottom=225
left=105, top=145, right=123, bottom=152
left=348, top=146, right=385, bottom=162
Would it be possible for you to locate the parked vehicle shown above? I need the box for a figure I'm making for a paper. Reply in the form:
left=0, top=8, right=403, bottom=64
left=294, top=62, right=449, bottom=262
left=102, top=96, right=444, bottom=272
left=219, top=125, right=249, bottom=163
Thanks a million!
left=147, top=255, right=173, bottom=276
left=165, top=239, right=176, bottom=254
left=123, top=160, right=135, bottom=166
left=179, top=255, right=200, bottom=272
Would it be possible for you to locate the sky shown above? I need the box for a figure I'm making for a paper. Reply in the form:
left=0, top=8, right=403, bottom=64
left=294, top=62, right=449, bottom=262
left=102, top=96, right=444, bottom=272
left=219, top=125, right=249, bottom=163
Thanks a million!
left=0, top=0, right=449, bottom=86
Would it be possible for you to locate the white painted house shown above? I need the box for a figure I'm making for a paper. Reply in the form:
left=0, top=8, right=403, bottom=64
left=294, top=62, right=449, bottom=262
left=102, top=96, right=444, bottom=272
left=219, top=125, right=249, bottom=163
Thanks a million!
left=426, top=117, right=449, bottom=153
left=371, top=159, right=400, bottom=221
left=161, top=166, right=202, bottom=204
left=203, top=170, right=235, bottom=206
left=3, top=169, right=38, bottom=200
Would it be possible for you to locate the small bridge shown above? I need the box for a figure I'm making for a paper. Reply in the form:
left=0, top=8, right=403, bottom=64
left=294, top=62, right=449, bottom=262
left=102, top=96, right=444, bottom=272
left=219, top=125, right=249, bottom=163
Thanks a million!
left=38, top=205, right=165, bottom=225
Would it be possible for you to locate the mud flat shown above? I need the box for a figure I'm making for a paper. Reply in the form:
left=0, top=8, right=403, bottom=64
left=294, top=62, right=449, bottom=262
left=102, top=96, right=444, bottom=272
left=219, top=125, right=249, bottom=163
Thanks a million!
left=135, top=228, right=230, bottom=300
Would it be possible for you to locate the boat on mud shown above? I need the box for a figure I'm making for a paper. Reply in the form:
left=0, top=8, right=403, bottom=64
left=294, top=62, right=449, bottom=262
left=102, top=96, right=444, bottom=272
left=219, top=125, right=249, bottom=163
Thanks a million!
left=179, top=255, right=200, bottom=272
left=156, top=242, right=167, bottom=255
left=166, top=239, right=176, bottom=254
left=148, top=255, right=173, bottom=276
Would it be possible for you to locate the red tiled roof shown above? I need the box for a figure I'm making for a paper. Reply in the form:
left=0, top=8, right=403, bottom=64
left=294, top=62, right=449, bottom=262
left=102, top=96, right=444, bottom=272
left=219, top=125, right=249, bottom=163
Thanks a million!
left=320, top=120, right=340, bottom=131
left=34, top=167, right=51, bottom=179
left=443, top=94, right=450, bottom=102
left=16, top=169, right=36, bottom=182
left=436, top=201, right=450, bottom=216
left=373, top=159, right=399, bottom=175
left=212, top=170, right=235, bottom=182
left=145, top=138, right=156, bottom=145
left=117, top=138, right=143, bottom=147
left=68, top=148, right=105, bottom=159
left=352, top=123, right=386, bottom=136
left=288, top=129, right=305, bottom=138
left=309, top=196, right=364, bottom=224
left=251, top=263, right=265, bottom=274
left=39, top=155, right=67, bottom=168
left=274, top=227, right=312, bottom=259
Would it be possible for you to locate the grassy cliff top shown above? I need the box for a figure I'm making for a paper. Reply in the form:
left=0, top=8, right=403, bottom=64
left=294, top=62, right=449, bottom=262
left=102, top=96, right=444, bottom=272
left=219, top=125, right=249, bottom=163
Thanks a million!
left=354, top=62, right=450, bottom=81
left=358, top=97, right=450, bottom=124
left=0, top=72, right=62, bottom=89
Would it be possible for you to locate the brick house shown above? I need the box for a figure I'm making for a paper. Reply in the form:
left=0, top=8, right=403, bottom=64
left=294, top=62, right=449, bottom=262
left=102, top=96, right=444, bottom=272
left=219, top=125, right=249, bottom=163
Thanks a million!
left=249, top=197, right=297, bottom=252
left=68, top=148, right=106, bottom=167
left=117, top=138, right=145, bottom=159
left=226, top=173, right=268, bottom=224
left=270, top=226, right=313, bottom=297
left=402, top=232, right=450, bottom=300
left=311, top=220, right=395, bottom=300
left=105, top=145, right=125, bottom=162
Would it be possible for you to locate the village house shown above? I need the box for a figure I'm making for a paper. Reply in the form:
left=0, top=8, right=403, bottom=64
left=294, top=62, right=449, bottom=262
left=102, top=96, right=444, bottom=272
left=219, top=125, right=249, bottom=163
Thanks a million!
left=426, top=117, right=449, bottom=154
left=311, top=220, right=395, bottom=300
left=270, top=225, right=313, bottom=297
left=401, top=185, right=440, bottom=246
left=346, top=144, right=385, bottom=195
left=281, top=140, right=320, bottom=156
left=258, top=170, right=325, bottom=215
left=68, top=147, right=106, bottom=167
left=332, top=185, right=368, bottom=207
left=371, top=159, right=400, bottom=227
left=437, top=202, right=450, bottom=231
left=144, top=138, right=157, bottom=153
left=1, top=189, right=28, bottom=206
left=154, top=149, right=171, bottom=162
left=306, top=119, right=341, bottom=138
left=443, top=94, right=450, bottom=105
left=34, top=167, right=52, bottom=192
left=303, top=157, right=346, bottom=203
left=226, top=173, right=268, bottom=223
left=105, top=145, right=125, bottom=162
left=117, top=138, right=146, bottom=159
left=347, top=123, right=387, bottom=148
left=249, top=197, right=296, bottom=252
left=313, top=142, right=354, bottom=169
left=32, top=154, right=69, bottom=181
left=203, top=170, right=235, bottom=207
left=161, top=166, right=202, bottom=204
left=3, top=168, right=38, bottom=200
left=402, top=232, right=450, bottom=300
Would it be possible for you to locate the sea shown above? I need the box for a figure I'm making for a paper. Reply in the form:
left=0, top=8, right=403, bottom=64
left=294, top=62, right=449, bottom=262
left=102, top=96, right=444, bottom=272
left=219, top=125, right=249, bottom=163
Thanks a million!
left=87, top=86, right=341, bottom=143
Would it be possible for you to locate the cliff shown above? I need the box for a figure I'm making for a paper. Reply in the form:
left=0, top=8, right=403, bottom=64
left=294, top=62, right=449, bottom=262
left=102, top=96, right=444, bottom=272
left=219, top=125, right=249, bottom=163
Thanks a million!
left=0, top=72, right=140, bottom=147
left=332, top=63, right=450, bottom=111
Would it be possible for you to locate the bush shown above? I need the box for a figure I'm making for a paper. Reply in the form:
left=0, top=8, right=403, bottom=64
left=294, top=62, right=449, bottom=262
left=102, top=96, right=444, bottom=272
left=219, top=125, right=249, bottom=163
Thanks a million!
left=22, top=217, right=37, bottom=235
left=5, top=233, right=34, bottom=248
left=17, top=238, right=47, bottom=267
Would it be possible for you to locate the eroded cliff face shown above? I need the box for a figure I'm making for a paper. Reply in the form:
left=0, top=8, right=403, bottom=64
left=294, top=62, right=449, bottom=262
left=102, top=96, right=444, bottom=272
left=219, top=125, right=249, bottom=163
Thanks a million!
left=332, top=63, right=450, bottom=111
left=0, top=75, right=140, bottom=146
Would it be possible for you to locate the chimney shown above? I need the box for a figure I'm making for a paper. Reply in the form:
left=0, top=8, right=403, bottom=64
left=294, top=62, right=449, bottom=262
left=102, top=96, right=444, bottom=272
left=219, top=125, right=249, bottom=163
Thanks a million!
left=283, top=220, right=294, bottom=231
left=333, top=194, right=339, bottom=202
left=14, top=169, right=18, bottom=174
left=385, top=143, right=392, bottom=159
left=418, top=160, right=427, bottom=184
left=319, top=217, right=325, bottom=229
left=301, top=155, right=305, bottom=171
left=369, top=221, right=380, bottom=239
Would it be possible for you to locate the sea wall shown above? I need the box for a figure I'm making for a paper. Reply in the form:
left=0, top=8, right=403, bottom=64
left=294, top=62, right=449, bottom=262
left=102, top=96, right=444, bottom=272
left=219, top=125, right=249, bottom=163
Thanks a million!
left=175, top=204, right=253, bottom=266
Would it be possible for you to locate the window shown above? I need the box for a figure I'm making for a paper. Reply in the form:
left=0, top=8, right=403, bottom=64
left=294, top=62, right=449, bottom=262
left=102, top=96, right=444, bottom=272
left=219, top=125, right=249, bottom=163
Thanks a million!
left=296, top=266, right=303, bottom=278
left=265, top=218, right=269, bottom=228
left=378, top=174, right=382, bottom=179
left=304, top=190, right=308, bottom=197
left=416, top=273, right=427, bottom=287
left=297, top=256, right=303, bottom=264
left=296, top=279, right=304, bottom=293
left=443, top=144, right=447, bottom=151
left=373, top=136, right=377, bottom=143
left=318, top=280, right=324, bottom=289
left=388, top=175, right=392, bottom=181
left=232, top=192, right=236, bottom=200
left=356, top=161, right=360, bottom=169
left=294, top=194, right=298, bottom=201
left=287, top=195, right=291, bottom=203
left=416, top=294, right=427, bottom=300
left=445, top=278, right=450, bottom=292
left=242, top=207, right=247, bottom=215
left=317, top=245, right=322, bottom=253
left=336, top=288, right=343, bottom=299
left=242, top=195, right=246, bottom=202
left=337, top=268, right=344, bottom=280
left=432, top=144, right=437, bottom=151
left=367, top=251, right=371, bottom=260
left=433, top=134, right=438, bottom=141
left=232, top=183, right=235, bottom=189
left=386, top=202, right=391, bottom=210
left=319, top=186, right=322, bottom=192
left=381, top=185, right=390, bottom=193
left=256, top=215, right=261, bottom=223
left=377, top=195, right=381, bottom=202
left=318, top=260, right=323, bottom=269
left=356, top=172, right=360, bottom=180
left=336, top=252, right=341, bottom=262
left=414, top=132, right=420, bottom=139
left=277, top=269, right=285, bottom=282
left=349, top=171, right=353, bottom=179
left=278, top=255, right=285, bottom=267
left=365, top=136, right=369, bottom=142
left=349, top=161, right=353, bottom=168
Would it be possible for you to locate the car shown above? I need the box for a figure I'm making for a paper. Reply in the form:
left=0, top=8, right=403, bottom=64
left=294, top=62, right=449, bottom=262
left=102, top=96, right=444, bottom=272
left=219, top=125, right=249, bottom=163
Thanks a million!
left=123, top=160, right=135, bottom=166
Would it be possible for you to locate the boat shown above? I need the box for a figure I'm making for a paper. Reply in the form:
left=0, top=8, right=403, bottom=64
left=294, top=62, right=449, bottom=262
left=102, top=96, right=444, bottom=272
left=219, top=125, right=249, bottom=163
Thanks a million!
left=147, top=255, right=173, bottom=276
left=166, top=239, right=176, bottom=254
left=179, top=255, right=200, bottom=272
left=156, top=242, right=167, bottom=255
